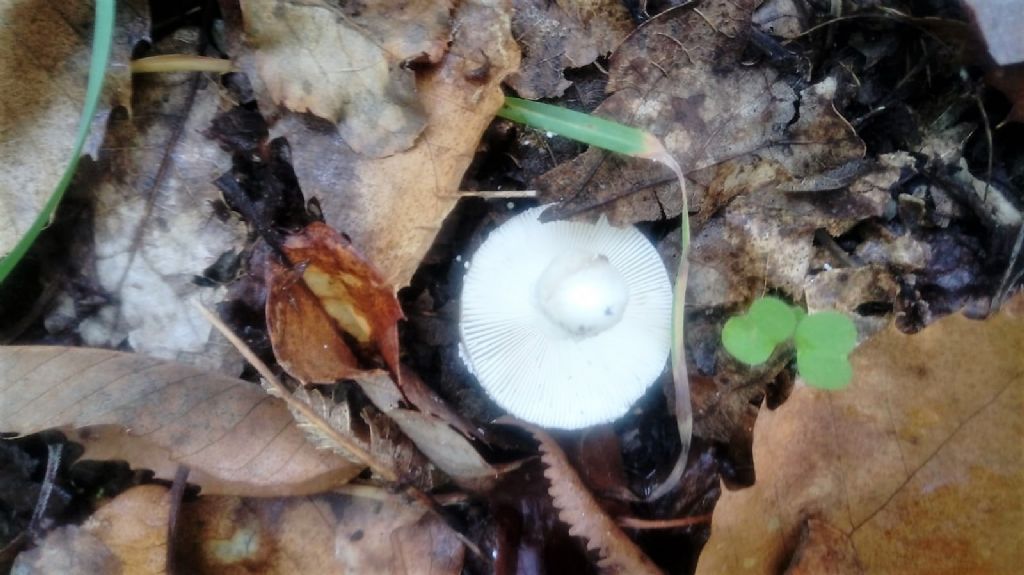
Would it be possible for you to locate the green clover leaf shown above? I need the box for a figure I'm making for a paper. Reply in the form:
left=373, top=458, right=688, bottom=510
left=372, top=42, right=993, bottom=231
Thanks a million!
left=722, top=297, right=799, bottom=365
left=723, top=299, right=858, bottom=390
left=794, top=311, right=858, bottom=389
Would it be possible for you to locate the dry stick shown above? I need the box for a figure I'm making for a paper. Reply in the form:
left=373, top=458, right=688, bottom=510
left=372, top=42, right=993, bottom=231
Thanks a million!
left=194, top=304, right=482, bottom=558
left=617, top=513, right=713, bottom=530
left=28, top=443, right=63, bottom=539
left=112, top=44, right=206, bottom=337
left=166, top=465, right=190, bottom=575
left=0, top=444, right=62, bottom=563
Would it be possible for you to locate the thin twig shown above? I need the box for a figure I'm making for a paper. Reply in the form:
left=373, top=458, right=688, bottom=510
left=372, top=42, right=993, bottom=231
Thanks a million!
left=973, top=88, right=993, bottom=202
left=618, top=513, right=713, bottom=530
left=28, top=443, right=63, bottom=539
left=166, top=465, right=190, bottom=575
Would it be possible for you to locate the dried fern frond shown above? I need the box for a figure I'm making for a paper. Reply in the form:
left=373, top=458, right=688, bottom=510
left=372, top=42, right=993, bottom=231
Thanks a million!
left=508, top=419, right=663, bottom=574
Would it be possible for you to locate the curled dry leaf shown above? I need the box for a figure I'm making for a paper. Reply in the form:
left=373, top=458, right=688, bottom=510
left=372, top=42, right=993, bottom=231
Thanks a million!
left=0, top=0, right=147, bottom=259
left=696, top=297, right=1024, bottom=574
left=238, top=0, right=452, bottom=157
left=13, top=485, right=170, bottom=574
left=267, top=221, right=403, bottom=383
left=536, top=1, right=864, bottom=226
left=269, top=0, right=520, bottom=287
left=509, top=420, right=663, bottom=574
left=0, top=347, right=362, bottom=496
left=507, top=0, right=633, bottom=98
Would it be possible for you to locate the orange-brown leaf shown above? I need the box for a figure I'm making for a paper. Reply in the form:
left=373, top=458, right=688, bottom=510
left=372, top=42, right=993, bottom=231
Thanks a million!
left=14, top=485, right=171, bottom=574
left=267, top=221, right=404, bottom=383
left=266, top=257, right=362, bottom=383
left=696, top=299, right=1024, bottom=574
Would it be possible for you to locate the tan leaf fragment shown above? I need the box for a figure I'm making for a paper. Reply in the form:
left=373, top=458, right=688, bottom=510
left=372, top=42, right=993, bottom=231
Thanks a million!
left=238, top=0, right=451, bottom=157
left=515, top=421, right=663, bottom=574
left=0, top=347, right=362, bottom=496
left=270, top=0, right=520, bottom=288
left=507, top=0, right=633, bottom=98
left=696, top=299, right=1024, bottom=574
left=178, top=492, right=464, bottom=574
left=535, top=2, right=864, bottom=226
left=14, top=485, right=170, bottom=575
left=352, top=369, right=497, bottom=487
left=0, top=0, right=147, bottom=259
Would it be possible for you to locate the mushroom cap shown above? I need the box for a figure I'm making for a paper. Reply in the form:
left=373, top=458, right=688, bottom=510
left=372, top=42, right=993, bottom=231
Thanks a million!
left=460, top=206, right=673, bottom=429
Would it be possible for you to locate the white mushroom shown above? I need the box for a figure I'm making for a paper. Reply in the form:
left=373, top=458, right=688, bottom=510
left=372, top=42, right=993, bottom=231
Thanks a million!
left=460, top=206, right=673, bottom=429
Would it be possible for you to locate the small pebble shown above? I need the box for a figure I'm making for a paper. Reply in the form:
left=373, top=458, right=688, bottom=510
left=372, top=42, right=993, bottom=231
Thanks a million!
left=506, top=201, right=515, bottom=210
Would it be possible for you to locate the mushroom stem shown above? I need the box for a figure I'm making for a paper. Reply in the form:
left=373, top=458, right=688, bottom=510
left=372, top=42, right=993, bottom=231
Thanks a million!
left=535, top=249, right=629, bottom=338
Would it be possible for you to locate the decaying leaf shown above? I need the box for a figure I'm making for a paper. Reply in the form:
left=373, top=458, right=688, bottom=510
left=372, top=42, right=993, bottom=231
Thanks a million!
left=512, top=421, right=663, bottom=574
left=507, top=0, right=633, bottom=99
left=687, top=152, right=899, bottom=308
left=14, top=484, right=170, bottom=574
left=268, top=0, right=520, bottom=287
left=0, top=0, right=147, bottom=261
left=267, top=379, right=441, bottom=490
left=349, top=367, right=497, bottom=487
left=238, top=0, right=451, bottom=157
left=53, top=30, right=247, bottom=374
left=19, top=485, right=465, bottom=574
left=536, top=2, right=864, bottom=226
left=696, top=299, right=1024, bottom=574
left=178, top=491, right=465, bottom=574
left=0, top=347, right=362, bottom=496
left=267, top=222, right=403, bottom=383
left=266, top=257, right=361, bottom=383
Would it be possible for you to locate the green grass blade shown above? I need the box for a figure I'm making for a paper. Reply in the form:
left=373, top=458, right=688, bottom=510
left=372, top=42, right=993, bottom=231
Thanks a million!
left=497, top=97, right=662, bottom=157
left=0, top=0, right=117, bottom=284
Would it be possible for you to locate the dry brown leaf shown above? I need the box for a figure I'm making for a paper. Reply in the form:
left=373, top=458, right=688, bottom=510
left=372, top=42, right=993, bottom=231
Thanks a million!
left=238, top=0, right=451, bottom=157
left=270, top=379, right=441, bottom=490
left=352, top=368, right=497, bottom=486
left=14, top=485, right=169, bottom=574
left=513, top=421, right=663, bottom=574
left=0, top=0, right=147, bottom=260
left=507, top=0, right=633, bottom=98
left=267, top=222, right=403, bottom=383
left=0, top=347, right=362, bottom=496
left=265, top=257, right=361, bottom=383
left=269, top=0, right=520, bottom=288
left=696, top=299, right=1024, bottom=574
left=177, top=491, right=464, bottom=574
left=687, top=152, right=898, bottom=307
left=536, top=2, right=863, bottom=226
left=52, top=30, right=247, bottom=374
